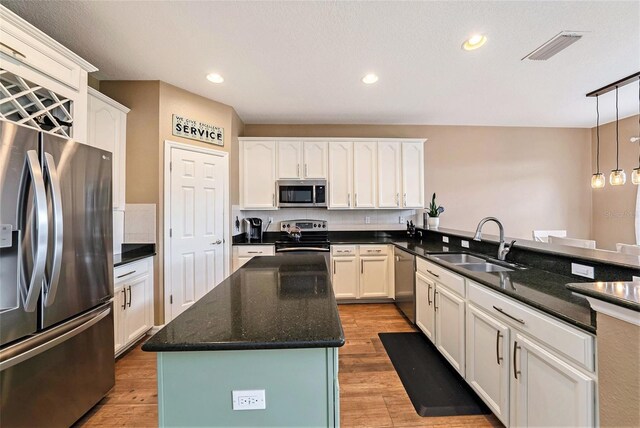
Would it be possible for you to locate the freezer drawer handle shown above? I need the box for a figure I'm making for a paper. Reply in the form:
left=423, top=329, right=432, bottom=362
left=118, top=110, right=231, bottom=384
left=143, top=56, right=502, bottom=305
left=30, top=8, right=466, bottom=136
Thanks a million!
left=0, top=306, right=111, bottom=372
left=117, top=270, right=136, bottom=279
left=19, top=150, right=48, bottom=312
left=42, top=153, right=64, bottom=307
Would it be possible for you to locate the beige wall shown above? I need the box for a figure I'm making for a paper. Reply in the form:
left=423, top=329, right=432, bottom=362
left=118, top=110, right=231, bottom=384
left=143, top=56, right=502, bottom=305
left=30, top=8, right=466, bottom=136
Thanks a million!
left=596, top=313, right=640, bottom=428
left=591, top=114, right=639, bottom=250
left=244, top=124, right=593, bottom=240
left=100, top=80, right=242, bottom=324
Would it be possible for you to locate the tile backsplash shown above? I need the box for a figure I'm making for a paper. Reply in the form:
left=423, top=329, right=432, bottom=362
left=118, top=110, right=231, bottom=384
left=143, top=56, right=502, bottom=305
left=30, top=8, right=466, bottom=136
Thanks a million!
left=236, top=207, right=419, bottom=232
left=125, top=204, right=157, bottom=243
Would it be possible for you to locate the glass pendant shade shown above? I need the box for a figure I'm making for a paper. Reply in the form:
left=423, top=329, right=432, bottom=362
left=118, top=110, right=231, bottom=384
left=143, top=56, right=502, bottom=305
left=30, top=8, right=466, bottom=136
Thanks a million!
left=609, top=169, right=626, bottom=186
left=632, top=168, right=640, bottom=185
left=591, top=173, right=606, bottom=189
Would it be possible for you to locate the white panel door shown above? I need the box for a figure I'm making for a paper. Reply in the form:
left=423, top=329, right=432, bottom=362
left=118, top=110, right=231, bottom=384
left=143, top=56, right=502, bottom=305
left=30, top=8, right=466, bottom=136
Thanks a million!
left=511, top=333, right=594, bottom=428
left=277, top=140, right=302, bottom=179
left=169, top=147, right=226, bottom=320
left=359, top=256, right=389, bottom=298
left=353, top=141, right=377, bottom=208
left=241, top=141, right=277, bottom=208
left=435, top=283, right=466, bottom=376
left=328, top=141, right=353, bottom=209
left=415, top=272, right=436, bottom=343
left=401, top=142, right=424, bottom=208
left=332, top=256, right=359, bottom=299
left=303, top=141, right=328, bottom=179
left=466, top=304, right=510, bottom=425
left=377, top=141, right=402, bottom=208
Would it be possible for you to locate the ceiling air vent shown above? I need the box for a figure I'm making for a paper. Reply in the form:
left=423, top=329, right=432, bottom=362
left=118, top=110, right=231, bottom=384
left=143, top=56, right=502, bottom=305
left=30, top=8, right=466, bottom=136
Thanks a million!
left=522, top=31, right=583, bottom=61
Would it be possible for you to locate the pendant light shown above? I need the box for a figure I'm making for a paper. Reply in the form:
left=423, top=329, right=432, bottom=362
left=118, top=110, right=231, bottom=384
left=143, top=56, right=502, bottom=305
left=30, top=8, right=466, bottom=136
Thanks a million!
left=609, top=86, right=626, bottom=185
left=591, top=95, right=605, bottom=188
left=632, top=76, right=640, bottom=185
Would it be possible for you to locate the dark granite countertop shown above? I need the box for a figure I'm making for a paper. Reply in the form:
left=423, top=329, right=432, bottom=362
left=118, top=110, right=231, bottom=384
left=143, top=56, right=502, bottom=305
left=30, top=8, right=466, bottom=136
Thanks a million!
left=142, top=254, right=345, bottom=352
left=566, top=282, right=640, bottom=312
left=114, top=243, right=156, bottom=267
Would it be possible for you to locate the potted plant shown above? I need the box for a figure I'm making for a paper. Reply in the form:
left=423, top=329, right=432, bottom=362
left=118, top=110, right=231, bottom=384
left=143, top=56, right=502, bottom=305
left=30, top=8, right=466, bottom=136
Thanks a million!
left=427, top=193, right=444, bottom=229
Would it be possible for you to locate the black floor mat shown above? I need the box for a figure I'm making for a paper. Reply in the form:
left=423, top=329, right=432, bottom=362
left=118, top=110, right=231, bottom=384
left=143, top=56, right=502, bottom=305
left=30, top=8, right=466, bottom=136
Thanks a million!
left=378, top=332, right=491, bottom=417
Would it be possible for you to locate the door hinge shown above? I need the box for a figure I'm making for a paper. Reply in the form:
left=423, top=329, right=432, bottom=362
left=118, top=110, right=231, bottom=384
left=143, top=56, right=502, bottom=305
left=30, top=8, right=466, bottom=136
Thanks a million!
left=170, top=295, right=173, bottom=304
left=169, top=228, right=172, bottom=238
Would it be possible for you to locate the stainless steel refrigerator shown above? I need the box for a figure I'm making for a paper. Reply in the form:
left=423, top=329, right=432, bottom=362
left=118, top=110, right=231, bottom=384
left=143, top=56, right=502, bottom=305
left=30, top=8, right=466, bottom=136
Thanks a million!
left=0, top=120, right=115, bottom=427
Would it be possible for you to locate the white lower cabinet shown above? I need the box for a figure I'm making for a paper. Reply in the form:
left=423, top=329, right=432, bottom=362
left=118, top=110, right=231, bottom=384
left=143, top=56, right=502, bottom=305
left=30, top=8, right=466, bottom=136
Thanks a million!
left=415, top=272, right=436, bottom=342
left=434, top=283, right=466, bottom=376
left=113, top=257, right=154, bottom=356
left=331, top=245, right=393, bottom=300
left=232, top=245, right=275, bottom=272
left=511, top=333, right=595, bottom=427
left=466, top=304, right=510, bottom=425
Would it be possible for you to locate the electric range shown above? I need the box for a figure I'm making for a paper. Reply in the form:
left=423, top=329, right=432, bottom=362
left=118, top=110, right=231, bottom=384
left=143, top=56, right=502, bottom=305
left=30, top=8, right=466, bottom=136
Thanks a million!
left=275, top=219, right=330, bottom=253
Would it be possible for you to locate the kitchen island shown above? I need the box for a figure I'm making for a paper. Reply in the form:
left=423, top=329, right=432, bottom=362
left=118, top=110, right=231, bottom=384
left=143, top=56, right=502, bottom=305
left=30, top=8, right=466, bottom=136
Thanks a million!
left=143, top=255, right=344, bottom=427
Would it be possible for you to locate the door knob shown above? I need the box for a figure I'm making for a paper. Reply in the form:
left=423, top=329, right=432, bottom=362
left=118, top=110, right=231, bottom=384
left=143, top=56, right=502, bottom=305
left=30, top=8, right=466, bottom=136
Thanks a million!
left=211, top=240, right=222, bottom=245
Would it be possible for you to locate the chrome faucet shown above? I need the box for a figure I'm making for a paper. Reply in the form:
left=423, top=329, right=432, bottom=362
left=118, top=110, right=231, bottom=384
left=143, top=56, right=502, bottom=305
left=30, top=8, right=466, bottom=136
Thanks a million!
left=473, top=217, right=516, bottom=261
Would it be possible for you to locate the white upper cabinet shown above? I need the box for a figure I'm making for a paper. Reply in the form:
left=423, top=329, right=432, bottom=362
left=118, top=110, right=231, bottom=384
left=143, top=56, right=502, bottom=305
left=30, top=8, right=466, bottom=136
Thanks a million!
left=277, top=141, right=328, bottom=179
left=378, top=141, right=403, bottom=208
left=302, top=141, right=328, bottom=179
left=401, top=142, right=424, bottom=208
left=277, top=140, right=303, bottom=179
left=353, top=141, right=377, bottom=208
left=328, top=141, right=353, bottom=209
left=241, top=140, right=277, bottom=209
left=87, top=88, right=129, bottom=210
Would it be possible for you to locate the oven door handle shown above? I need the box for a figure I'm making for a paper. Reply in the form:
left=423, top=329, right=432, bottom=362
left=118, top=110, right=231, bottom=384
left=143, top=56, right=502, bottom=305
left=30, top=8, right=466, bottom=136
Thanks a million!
left=276, top=247, right=330, bottom=252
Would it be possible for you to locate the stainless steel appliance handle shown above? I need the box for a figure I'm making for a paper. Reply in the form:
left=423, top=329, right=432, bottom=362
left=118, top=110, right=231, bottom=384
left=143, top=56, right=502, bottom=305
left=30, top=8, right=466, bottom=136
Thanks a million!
left=276, top=247, right=330, bottom=252
left=496, top=330, right=503, bottom=365
left=42, top=152, right=63, bottom=307
left=493, top=306, right=525, bottom=324
left=0, top=305, right=111, bottom=372
left=21, top=150, right=48, bottom=312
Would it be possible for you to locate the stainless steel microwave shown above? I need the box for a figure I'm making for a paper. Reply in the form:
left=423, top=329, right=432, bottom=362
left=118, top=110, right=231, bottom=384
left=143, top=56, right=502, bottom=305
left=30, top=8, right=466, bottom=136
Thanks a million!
left=277, top=180, right=327, bottom=207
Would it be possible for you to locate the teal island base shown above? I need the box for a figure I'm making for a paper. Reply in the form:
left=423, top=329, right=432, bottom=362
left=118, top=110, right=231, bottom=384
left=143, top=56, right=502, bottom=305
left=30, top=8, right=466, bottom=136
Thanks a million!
left=156, top=347, right=339, bottom=427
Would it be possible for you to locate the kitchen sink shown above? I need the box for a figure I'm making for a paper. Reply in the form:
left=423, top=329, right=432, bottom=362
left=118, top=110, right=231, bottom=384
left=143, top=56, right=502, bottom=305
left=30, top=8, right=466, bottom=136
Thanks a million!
left=456, top=262, right=513, bottom=273
left=432, top=254, right=486, bottom=264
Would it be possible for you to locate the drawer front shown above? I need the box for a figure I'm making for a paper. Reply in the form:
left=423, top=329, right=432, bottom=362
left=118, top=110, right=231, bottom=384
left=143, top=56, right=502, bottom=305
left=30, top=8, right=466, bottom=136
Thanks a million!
left=236, top=245, right=275, bottom=257
left=416, top=258, right=465, bottom=297
left=0, top=20, right=82, bottom=90
left=359, top=245, right=388, bottom=256
left=114, top=258, right=150, bottom=284
left=331, top=245, right=357, bottom=256
left=467, top=281, right=594, bottom=371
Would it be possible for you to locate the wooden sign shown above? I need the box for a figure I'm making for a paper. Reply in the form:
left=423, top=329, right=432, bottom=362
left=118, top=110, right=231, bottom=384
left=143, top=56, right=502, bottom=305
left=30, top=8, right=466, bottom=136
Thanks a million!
left=172, top=114, right=224, bottom=146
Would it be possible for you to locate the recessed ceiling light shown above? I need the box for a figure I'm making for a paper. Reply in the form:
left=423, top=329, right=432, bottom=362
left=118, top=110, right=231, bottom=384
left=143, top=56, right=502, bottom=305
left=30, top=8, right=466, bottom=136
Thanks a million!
left=362, top=73, right=379, bottom=84
left=462, top=34, right=487, bottom=51
left=206, top=73, right=224, bottom=83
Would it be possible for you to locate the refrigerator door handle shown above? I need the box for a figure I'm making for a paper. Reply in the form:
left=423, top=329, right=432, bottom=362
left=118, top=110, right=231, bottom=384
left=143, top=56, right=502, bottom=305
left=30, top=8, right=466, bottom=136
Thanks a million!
left=42, top=152, right=63, bottom=307
left=0, top=305, right=111, bottom=372
left=20, top=150, right=48, bottom=312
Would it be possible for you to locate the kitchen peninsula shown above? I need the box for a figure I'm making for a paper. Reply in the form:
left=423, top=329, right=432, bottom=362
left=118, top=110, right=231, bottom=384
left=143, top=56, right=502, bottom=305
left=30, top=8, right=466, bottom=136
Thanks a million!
left=142, top=255, right=344, bottom=427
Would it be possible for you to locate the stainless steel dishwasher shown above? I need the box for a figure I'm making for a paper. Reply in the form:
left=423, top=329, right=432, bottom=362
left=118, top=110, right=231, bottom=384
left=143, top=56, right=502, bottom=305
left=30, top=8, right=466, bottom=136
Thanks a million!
left=394, top=247, right=416, bottom=323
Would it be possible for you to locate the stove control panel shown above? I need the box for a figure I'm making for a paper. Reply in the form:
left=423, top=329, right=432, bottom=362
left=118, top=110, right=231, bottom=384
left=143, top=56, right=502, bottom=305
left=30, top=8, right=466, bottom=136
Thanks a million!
left=280, top=219, right=328, bottom=232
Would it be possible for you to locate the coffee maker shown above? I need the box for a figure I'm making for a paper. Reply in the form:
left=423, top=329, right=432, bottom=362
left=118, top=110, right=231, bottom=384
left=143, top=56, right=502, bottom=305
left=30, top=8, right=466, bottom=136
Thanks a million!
left=243, top=217, right=263, bottom=243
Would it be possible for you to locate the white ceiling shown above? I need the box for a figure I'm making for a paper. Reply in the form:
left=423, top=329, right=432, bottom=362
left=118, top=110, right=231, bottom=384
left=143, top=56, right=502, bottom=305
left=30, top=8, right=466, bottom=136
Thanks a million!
left=5, top=1, right=639, bottom=127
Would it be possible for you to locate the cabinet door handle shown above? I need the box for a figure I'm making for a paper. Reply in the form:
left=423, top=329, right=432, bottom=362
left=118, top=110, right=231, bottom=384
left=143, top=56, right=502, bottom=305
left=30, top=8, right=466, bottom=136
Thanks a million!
left=403, top=193, right=407, bottom=207
left=493, top=306, right=525, bottom=325
left=360, top=259, right=364, bottom=274
left=247, top=251, right=263, bottom=254
left=355, top=193, right=358, bottom=207
left=427, top=284, right=432, bottom=305
left=496, top=330, right=503, bottom=365
left=513, top=341, right=521, bottom=379
left=272, top=194, right=275, bottom=206
left=304, top=164, right=308, bottom=177
left=348, top=193, right=351, bottom=207
left=396, top=193, right=399, bottom=207
left=121, top=288, right=127, bottom=310
left=434, top=290, right=438, bottom=311
left=117, top=270, right=136, bottom=279
left=297, top=164, right=300, bottom=177
left=0, top=42, right=26, bottom=59
left=426, top=269, right=439, bottom=278
left=333, top=260, right=336, bottom=275
left=127, top=286, right=132, bottom=308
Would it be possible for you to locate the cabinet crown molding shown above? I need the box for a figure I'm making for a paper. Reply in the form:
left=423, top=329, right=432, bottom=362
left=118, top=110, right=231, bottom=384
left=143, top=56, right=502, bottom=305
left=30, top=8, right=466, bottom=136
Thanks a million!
left=88, top=87, right=131, bottom=113
left=0, top=5, right=98, bottom=72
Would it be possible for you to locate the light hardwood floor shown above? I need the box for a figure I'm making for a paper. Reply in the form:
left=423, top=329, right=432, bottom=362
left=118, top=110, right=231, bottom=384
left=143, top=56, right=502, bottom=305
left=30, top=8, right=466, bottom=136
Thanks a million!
left=76, top=303, right=501, bottom=427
